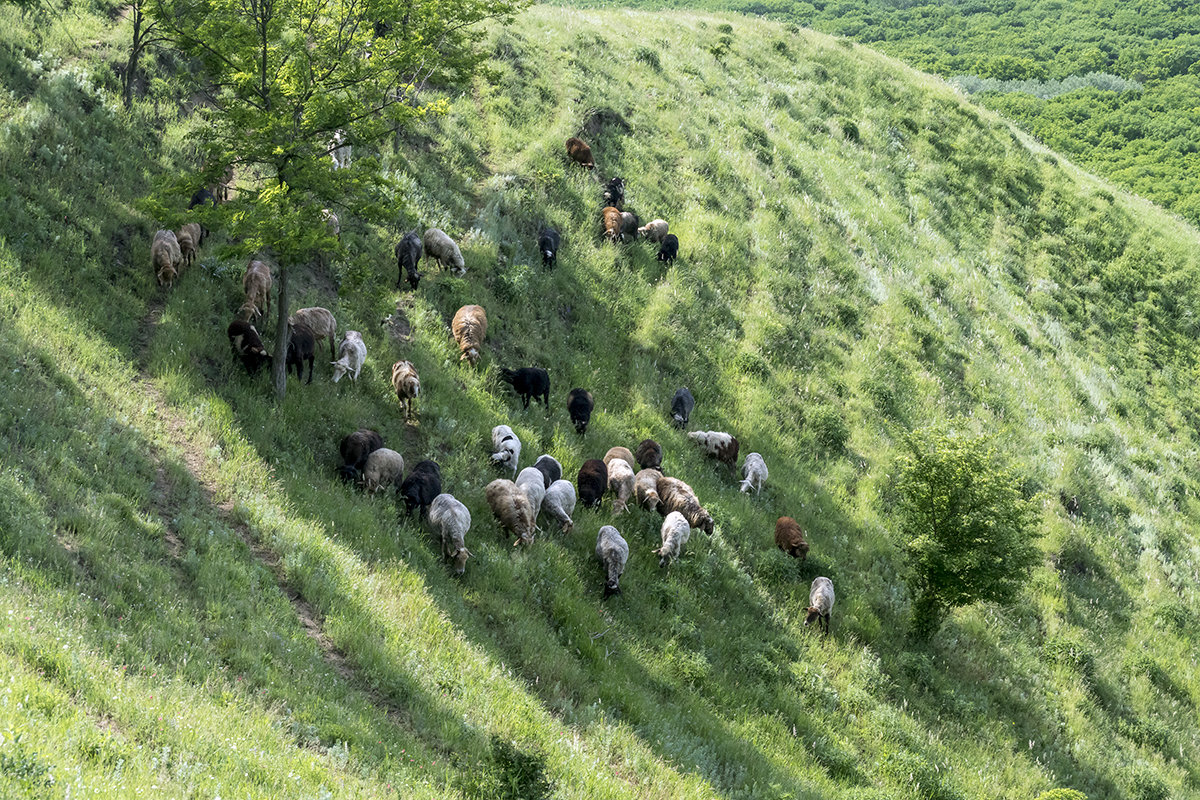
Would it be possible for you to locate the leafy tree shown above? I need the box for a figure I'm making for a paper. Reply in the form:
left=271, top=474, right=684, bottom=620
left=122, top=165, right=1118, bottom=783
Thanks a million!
left=123, top=0, right=170, bottom=109
left=894, top=425, right=1040, bottom=639
left=150, top=0, right=523, bottom=397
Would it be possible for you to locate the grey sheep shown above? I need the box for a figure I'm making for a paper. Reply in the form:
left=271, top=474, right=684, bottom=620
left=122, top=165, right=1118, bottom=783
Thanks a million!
left=363, top=448, right=404, bottom=494
left=331, top=330, right=366, bottom=383
left=542, top=479, right=577, bottom=533
left=429, top=493, right=472, bottom=575
left=516, top=466, right=547, bottom=520
left=423, top=228, right=466, bottom=276
left=596, top=525, right=629, bottom=598
left=740, top=452, right=768, bottom=494
left=290, top=307, right=337, bottom=361
left=804, top=577, right=835, bottom=635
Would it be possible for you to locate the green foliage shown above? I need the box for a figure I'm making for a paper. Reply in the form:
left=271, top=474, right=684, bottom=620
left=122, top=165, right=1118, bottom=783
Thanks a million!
left=895, top=426, right=1040, bottom=638
left=1033, top=790, right=1087, bottom=800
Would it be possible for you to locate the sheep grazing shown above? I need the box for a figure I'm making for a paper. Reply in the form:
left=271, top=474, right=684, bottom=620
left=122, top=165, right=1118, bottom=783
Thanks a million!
left=286, top=324, right=316, bottom=384
left=595, top=525, right=629, bottom=598
left=188, top=187, right=216, bottom=209
left=391, top=360, right=420, bottom=421
left=634, top=439, right=663, bottom=471
left=226, top=319, right=272, bottom=376
left=339, top=429, right=383, bottom=483
left=395, top=231, right=422, bottom=290
left=321, top=208, right=340, bottom=242
left=657, top=233, right=679, bottom=264
left=490, top=424, right=521, bottom=477
left=363, top=447, right=405, bottom=494
left=516, top=466, right=547, bottom=519
left=607, top=458, right=635, bottom=514
left=542, top=479, right=577, bottom=533
left=577, top=459, right=608, bottom=509
left=331, top=330, right=366, bottom=384
left=603, top=446, right=637, bottom=472
left=422, top=228, right=466, bottom=276
left=500, top=367, right=550, bottom=410
left=656, top=475, right=714, bottom=535
left=602, top=177, right=625, bottom=208
left=634, top=468, right=662, bottom=513
left=152, top=229, right=182, bottom=288
left=671, top=387, right=694, bottom=428
left=567, top=388, right=594, bottom=435
left=565, top=136, right=595, bottom=169
left=618, top=211, right=640, bottom=243
left=740, top=452, right=768, bottom=494
left=176, top=228, right=196, bottom=267
left=290, top=307, right=337, bottom=361
left=533, top=455, right=562, bottom=489
left=637, top=219, right=668, bottom=243
left=400, top=460, right=442, bottom=517
left=429, top=494, right=472, bottom=574
left=602, top=206, right=622, bottom=242
left=775, top=516, right=808, bottom=561
left=180, top=221, right=205, bottom=249
left=804, top=577, right=835, bottom=635
left=486, top=478, right=537, bottom=547
left=451, top=305, right=487, bottom=366
left=688, top=430, right=740, bottom=472
left=656, top=511, right=691, bottom=568
left=538, top=228, right=560, bottom=268
left=242, top=260, right=273, bottom=323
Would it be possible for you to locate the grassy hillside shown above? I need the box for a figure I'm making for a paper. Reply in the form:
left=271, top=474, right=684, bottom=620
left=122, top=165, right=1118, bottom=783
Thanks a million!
left=2, top=4, right=1199, bottom=799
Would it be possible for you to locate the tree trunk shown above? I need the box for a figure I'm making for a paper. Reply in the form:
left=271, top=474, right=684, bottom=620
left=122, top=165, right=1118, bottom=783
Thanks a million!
left=123, top=7, right=143, bottom=110
left=272, top=263, right=289, bottom=400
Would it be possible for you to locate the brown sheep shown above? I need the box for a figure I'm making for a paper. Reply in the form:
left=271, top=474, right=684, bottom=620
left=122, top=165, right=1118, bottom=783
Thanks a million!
left=602, top=206, right=622, bottom=242
left=391, top=360, right=420, bottom=422
left=634, top=439, right=663, bottom=471
left=176, top=228, right=196, bottom=267
left=451, top=304, right=488, bottom=366
left=603, top=446, right=637, bottom=472
left=566, top=136, right=595, bottom=169
left=289, top=307, right=337, bottom=361
left=486, top=478, right=537, bottom=547
left=152, top=230, right=182, bottom=288
left=775, top=516, right=808, bottom=561
left=242, top=260, right=273, bottom=323
left=656, top=475, right=715, bottom=535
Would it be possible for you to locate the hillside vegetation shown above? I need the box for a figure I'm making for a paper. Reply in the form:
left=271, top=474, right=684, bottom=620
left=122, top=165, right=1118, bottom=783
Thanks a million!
left=1, top=4, right=1199, bottom=799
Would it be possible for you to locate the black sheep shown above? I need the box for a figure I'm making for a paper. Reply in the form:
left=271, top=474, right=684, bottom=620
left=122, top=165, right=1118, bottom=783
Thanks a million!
left=567, top=388, right=594, bottom=435
left=635, top=439, right=663, bottom=471
left=657, top=234, right=679, bottom=264
left=339, top=429, right=383, bottom=481
left=671, top=387, right=694, bottom=428
left=533, top=455, right=562, bottom=489
left=188, top=187, right=216, bottom=209
left=602, top=177, right=625, bottom=209
left=577, top=459, right=608, bottom=509
left=500, top=367, right=550, bottom=410
left=538, top=228, right=560, bottom=268
left=286, top=323, right=316, bottom=384
left=400, top=460, right=442, bottom=516
left=227, top=319, right=272, bottom=376
left=395, top=231, right=422, bottom=290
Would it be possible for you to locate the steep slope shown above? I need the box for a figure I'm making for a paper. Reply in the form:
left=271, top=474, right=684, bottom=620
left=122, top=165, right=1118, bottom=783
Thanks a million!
left=1, top=4, right=1198, bottom=799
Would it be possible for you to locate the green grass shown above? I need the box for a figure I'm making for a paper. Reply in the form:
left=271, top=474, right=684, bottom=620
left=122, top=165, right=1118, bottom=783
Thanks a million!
left=1, top=3, right=1199, bottom=799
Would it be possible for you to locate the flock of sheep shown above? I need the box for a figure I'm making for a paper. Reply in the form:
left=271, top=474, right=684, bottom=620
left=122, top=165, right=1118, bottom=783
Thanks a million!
left=155, top=134, right=836, bottom=634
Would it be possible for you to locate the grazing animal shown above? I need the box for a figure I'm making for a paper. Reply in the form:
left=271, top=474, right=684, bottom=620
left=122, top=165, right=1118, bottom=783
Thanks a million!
left=602, top=177, right=625, bottom=208
left=656, top=476, right=714, bottom=535
left=740, top=452, right=768, bottom=494
left=637, top=219, right=668, bottom=243
left=321, top=208, right=341, bottom=242
left=671, top=387, right=694, bottom=428
left=603, top=447, right=637, bottom=473
left=188, top=187, right=216, bottom=209
left=516, top=466, right=547, bottom=519
left=634, top=439, right=663, bottom=471
left=331, top=330, right=367, bottom=383
left=596, top=525, right=629, bottom=598
left=567, top=388, right=594, bottom=435
left=618, top=211, right=640, bottom=242
left=429, top=494, right=472, bottom=575
left=688, top=430, right=740, bottom=472
left=805, top=577, right=835, bottom=635
left=391, top=360, right=420, bottom=421
left=490, top=425, right=521, bottom=477
left=542, top=479, right=577, bottom=533
left=606, top=457, right=635, bottom=515
left=338, top=429, right=383, bottom=483
left=395, top=231, right=422, bottom=290
left=775, top=516, right=809, bottom=561
left=486, top=478, right=537, bottom=547
left=451, top=305, right=488, bottom=366
left=176, top=228, right=196, bottom=267
left=286, top=323, right=316, bottom=384
left=422, top=228, right=466, bottom=276
left=657, top=233, right=679, bottom=264
left=400, top=460, right=442, bottom=517
left=565, top=136, right=595, bottom=169
left=180, top=221, right=205, bottom=249
left=500, top=367, right=550, bottom=410
left=634, top=468, right=662, bottom=513
left=538, top=228, right=560, bottom=268
left=330, top=129, right=351, bottom=170
left=602, top=206, right=622, bottom=242
left=226, top=319, right=272, bottom=376
left=656, top=511, right=691, bottom=568
left=289, top=307, right=337, bottom=361
left=363, top=448, right=405, bottom=493
left=242, top=260, right=273, bottom=323
left=152, top=229, right=182, bottom=288
left=533, top=455, right=562, bottom=489
left=577, top=459, right=608, bottom=509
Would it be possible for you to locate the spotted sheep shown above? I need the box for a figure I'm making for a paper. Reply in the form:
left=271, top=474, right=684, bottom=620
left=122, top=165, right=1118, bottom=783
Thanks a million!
left=490, top=425, right=521, bottom=477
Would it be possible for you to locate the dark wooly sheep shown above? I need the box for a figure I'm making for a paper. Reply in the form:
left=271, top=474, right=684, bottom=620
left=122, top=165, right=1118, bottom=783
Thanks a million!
left=395, top=231, right=422, bottom=290
left=634, top=439, right=663, bottom=471
left=538, top=228, right=560, bottom=268
left=657, top=233, right=679, bottom=264
left=567, top=388, right=594, bottom=435
left=618, top=211, right=640, bottom=243
left=533, top=455, right=562, bottom=489
left=671, top=387, right=694, bottom=428
left=566, top=136, right=595, bottom=169
left=188, top=187, right=216, bottom=209
left=577, top=459, right=608, bottom=509
left=339, top=429, right=383, bottom=483
left=775, top=516, right=809, bottom=560
left=602, top=177, right=625, bottom=208
left=286, top=323, right=317, bottom=384
left=226, top=319, right=272, bottom=376
left=500, top=367, right=550, bottom=410
left=400, top=460, right=442, bottom=517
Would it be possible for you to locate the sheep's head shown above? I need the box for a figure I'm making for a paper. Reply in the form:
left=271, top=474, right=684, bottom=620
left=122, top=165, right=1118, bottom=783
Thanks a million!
left=331, top=358, right=349, bottom=383
left=461, top=346, right=480, bottom=365
left=572, top=415, right=589, bottom=435
left=237, top=302, right=259, bottom=323
left=641, top=493, right=660, bottom=514
left=699, top=512, right=714, bottom=535
left=451, top=547, right=471, bottom=575
left=803, top=607, right=822, bottom=627
left=602, top=579, right=621, bottom=599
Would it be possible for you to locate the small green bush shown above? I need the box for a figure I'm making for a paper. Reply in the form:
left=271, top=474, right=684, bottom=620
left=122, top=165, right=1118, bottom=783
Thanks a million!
left=1033, top=790, right=1087, bottom=800
left=809, top=404, right=850, bottom=451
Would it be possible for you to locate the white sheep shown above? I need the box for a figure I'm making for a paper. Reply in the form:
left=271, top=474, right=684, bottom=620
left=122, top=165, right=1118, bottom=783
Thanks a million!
left=490, top=424, right=521, bottom=476
left=804, top=577, right=835, bottom=635
left=607, top=458, right=635, bottom=515
left=637, top=219, right=668, bottom=243
left=656, top=511, right=691, bottom=567
left=363, top=448, right=404, bottom=493
left=740, top=452, right=768, bottom=494
left=429, top=493, right=472, bottom=574
left=331, top=330, right=366, bottom=383
left=542, top=479, right=577, bottom=533
left=516, top=466, right=547, bottom=520
left=422, top=228, right=466, bottom=276
left=595, top=525, right=629, bottom=598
